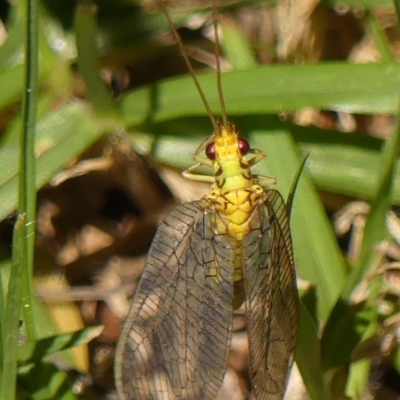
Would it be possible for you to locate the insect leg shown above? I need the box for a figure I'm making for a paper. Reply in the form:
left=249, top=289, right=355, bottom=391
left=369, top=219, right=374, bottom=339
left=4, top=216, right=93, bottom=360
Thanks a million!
left=183, top=163, right=215, bottom=183
left=246, top=148, right=266, bottom=166
left=257, top=176, right=277, bottom=187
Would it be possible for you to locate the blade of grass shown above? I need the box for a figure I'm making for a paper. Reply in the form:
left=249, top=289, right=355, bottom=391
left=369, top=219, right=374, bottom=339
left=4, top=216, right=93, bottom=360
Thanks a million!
left=74, top=3, right=120, bottom=128
left=1, top=215, right=26, bottom=400
left=18, top=326, right=103, bottom=363
left=120, top=63, right=400, bottom=126
left=0, top=0, right=65, bottom=109
left=1, top=0, right=39, bottom=396
left=296, top=301, right=330, bottom=400
left=286, top=122, right=385, bottom=202
left=17, top=0, right=39, bottom=340
left=220, top=17, right=258, bottom=70
left=345, top=316, right=377, bottom=398
left=286, top=155, right=309, bottom=220
left=0, top=263, right=3, bottom=380
left=365, top=10, right=394, bottom=62
left=247, top=116, right=347, bottom=321
left=394, top=347, right=400, bottom=374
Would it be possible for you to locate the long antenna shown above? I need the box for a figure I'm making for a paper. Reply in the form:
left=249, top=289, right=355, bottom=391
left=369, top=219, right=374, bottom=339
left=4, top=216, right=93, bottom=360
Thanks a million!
left=157, top=0, right=218, bottom=131
left=212, top=0, right=228, bottom=127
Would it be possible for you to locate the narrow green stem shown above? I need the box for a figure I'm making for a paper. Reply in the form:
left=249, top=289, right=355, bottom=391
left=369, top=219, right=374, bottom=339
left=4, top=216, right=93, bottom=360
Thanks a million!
left=365, top=10, right=394, bottom=62
left=20, top=0, right=38, bottom=341
left=1, top=0, right=39, bottom=395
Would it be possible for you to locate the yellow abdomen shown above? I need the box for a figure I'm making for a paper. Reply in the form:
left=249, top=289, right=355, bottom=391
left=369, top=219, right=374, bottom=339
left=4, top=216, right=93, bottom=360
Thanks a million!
left=206, top=184, right=266, bottom=308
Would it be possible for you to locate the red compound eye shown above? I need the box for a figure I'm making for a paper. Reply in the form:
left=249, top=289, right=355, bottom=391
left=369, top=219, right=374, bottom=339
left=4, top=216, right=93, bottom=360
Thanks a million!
left=206, top=142, right=216, bottom=160
left=238, top=138, right=250, bottom=155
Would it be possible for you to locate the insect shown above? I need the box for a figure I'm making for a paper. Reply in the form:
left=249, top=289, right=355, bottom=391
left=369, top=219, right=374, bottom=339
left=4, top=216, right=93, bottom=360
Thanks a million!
left=115, top=1, right=299, bottom=399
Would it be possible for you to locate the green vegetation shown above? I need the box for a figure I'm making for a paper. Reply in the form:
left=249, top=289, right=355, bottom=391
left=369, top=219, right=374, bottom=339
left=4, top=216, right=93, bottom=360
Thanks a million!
left=0, top=0, right=399, bottom=398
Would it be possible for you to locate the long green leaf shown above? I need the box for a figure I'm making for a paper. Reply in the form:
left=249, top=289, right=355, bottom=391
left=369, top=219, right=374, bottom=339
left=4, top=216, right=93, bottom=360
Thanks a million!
left=120, top=63, right=400, bottom=126
left=296, top=301, right=330, bottom=400
left=19, top=0, right=39, bottom=341
left=74, top=3, right=120, bottom=125
left=18, top=326, right=103, bottom=363
left=1, top=215, right=25, bottom=400
left=249, top=118, right=347, bottom=321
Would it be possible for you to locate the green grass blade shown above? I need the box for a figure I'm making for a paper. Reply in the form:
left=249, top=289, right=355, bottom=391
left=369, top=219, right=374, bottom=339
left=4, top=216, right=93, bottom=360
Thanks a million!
left=220, top=17, right=258, bottom=70
left=18, top=0, right=39, bottom=341
left=0, top=262, right=3, bottom=381
left=296, top=301, right=330, bottom=400
left=120, top=63, right=400, bottom=126
left=18, top=326, right=103, bottom=363
left=247, top=116, right=347, bottom=321
left=1, top=215, right=26, bottom=400
left=287, top=123, right=385, bottom=202
left=365, top=10, right=394, bottom=62
left=286, top=155, right=309, bottom=220
left=74, top=3, right=120, bottom=127
left=346, top=316, right=377, bottom=398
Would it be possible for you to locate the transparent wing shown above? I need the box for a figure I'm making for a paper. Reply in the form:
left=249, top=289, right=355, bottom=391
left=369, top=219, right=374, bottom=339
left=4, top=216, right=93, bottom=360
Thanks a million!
left=243, top=189, right=299, bottom=400
left=115, top=200, right=235, bottom=400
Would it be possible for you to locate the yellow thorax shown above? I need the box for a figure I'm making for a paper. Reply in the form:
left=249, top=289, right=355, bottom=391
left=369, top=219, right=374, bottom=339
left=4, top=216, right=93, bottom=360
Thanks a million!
left=212, top=123, right=253, bottom=192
